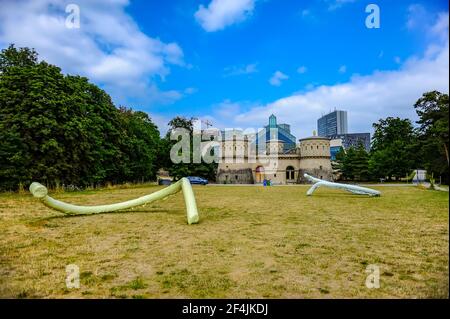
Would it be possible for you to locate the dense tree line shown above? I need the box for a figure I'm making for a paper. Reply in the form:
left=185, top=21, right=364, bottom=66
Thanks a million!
left=0, top=45, right=216, bottom=191
left=334, top=91, right=449, bottom=184
left=0, top=45, right=162, bottom=190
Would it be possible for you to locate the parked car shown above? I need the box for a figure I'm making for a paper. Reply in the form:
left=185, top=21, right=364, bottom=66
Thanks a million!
left=158, top=178, right=172, bottom=185
left=186, top=176, right=208, bottom=185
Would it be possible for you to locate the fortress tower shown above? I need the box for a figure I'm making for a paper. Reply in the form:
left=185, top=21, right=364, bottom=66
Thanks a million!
left=298, top=136, right=332, bottom=182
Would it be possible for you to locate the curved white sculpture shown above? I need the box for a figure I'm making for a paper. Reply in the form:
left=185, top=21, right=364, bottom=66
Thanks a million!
left=304, top=174, right=381, bottom=197
left=29, top=177, right=199, bottom=224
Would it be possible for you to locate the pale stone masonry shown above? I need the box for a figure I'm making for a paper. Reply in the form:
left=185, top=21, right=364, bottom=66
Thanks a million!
left=216, top=115, right=332, bottom=185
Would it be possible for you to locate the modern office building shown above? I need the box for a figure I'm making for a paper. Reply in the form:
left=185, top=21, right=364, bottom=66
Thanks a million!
left=259, top=114, right=297, bottom=152
left=329, top=133, right=371, bottom=152
left=317, top=110, right=371, bottom=153
left=317, top=110, right=348, bottom=137
left=329, top=138, right=343, bottom=161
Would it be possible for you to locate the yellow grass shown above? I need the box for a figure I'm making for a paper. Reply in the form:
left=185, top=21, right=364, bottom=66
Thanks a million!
left=0, top=185, right=448, bottom=298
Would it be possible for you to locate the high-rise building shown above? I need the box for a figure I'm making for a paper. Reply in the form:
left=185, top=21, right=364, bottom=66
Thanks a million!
left=329, top=133, right=371, bottom=152
left=259, top=114, right=297, bottom=152
left=317, top=110, right=348, bottom=137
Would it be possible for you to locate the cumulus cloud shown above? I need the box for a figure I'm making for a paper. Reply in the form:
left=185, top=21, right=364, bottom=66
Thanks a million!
left=215, top=12, right=449, bottom=139
left=195, top=0, right=255, bottom=32
left=269, top=71, right=289, bottom=86
left=0, top=0, right=186, bottom=106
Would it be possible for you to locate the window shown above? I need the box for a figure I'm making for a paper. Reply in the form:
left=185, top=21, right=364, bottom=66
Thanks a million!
left=286, top=166, right=295, bottom=180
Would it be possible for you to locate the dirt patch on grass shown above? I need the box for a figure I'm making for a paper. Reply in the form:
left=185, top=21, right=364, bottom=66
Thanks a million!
left=0, top=185, right=448, bottom=298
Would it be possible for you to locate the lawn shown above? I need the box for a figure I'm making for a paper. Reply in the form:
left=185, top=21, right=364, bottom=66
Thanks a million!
left=0, top=184, right=448, bottom=298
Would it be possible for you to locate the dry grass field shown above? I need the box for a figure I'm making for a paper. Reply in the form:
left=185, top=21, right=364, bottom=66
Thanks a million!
left=0, top=184, right=448, bottom=298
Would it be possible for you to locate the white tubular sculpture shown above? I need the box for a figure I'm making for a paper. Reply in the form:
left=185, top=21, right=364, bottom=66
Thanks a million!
left=29, top=177, right=199, bottom=224
left=304, top=173, right=381, bottom=197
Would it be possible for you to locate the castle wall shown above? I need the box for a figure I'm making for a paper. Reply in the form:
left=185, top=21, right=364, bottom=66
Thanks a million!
left=297, top=137, right=333, bottom=183
left=216, top=168, right=254, bottom=184
left=217, top=156, right=302, bottom=184
left=297, top=158, right=333, bottom=183
left=216, top=132, right=333, bottom=184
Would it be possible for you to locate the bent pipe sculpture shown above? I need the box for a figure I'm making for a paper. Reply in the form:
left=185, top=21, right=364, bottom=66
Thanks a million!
left=304, top=174, right=381, bottom=197
left=29, top=177, right=199, bottom=224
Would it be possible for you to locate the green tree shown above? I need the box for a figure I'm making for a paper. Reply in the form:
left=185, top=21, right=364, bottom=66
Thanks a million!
left=369, top=117, right=418, bottom=180
left=0, top=44, right=37, bottom=71
left=333, top=143, right=370, bottom=181
left=351, top=143, right=370, bottom=181
left=0, top=44, right=162, bottom=190
left=162, top=116, right=217, bottom=181
left=118, top=107, right=160, bottom=182
left=414, top=91, right=449, bottom=183
left=331, top=146, right=345, bottom=176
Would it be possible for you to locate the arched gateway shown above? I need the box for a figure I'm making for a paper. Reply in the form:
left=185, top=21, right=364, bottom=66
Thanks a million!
left=255, top=166, right=265, bottom=183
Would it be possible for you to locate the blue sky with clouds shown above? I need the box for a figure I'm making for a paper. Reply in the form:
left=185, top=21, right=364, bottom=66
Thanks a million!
left=0, top=0, right=448, bottom=138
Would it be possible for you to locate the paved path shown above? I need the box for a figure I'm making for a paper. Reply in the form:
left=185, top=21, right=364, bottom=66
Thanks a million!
left=206, top=183, right=449, bottom=191
left=421, top=182, right=449, bottom=192
left=207, top=183, right=416, bottom=187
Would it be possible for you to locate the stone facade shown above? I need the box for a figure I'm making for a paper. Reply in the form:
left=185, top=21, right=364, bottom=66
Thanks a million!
left=216, top=135, right=332, bottom=184
left=216, top=168, right=254, bottom=184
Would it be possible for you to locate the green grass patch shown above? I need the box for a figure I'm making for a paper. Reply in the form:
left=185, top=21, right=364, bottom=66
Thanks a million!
left=0, top=184, right=447, bottom=298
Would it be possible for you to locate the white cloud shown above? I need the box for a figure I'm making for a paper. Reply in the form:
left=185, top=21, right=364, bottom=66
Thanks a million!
left=0, top=0, right=186, bottom=106
left=149, top=113, right=172, bottom=136
left=184, top=87, right=198, bottom=95
left=326, top=0, right=356, bottom=11
left=338, top=65, right=347, bottom=73
left=297, top=66, right=307, bottom=74
left=214, top=99, right=242, bottom=118
left=195, top=0, right=255, bottom=32
left=431, top=12, right=449, bottom=38
left=223, top=63, right=258, bottom=76
left=220, top=12, right=449, bottom=140
left=269, top=71, right=289, bottom=86
left=406, top=4, right=431, bottom=30
left=301, top=9, right=311, bottom=17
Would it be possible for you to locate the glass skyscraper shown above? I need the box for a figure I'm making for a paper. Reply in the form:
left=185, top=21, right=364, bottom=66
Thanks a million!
left=317, top=110, right=348, bottom=137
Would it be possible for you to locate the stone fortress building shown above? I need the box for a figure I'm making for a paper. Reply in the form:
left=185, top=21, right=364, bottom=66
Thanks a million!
left=216, top=115, right=332, bottom=184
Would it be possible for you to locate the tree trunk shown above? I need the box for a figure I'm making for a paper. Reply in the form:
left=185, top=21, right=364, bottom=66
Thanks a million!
left=443, top=142, right=449, bottom=166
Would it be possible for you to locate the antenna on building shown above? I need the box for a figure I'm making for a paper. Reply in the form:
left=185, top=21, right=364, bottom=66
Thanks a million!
left=201, top=119, right=213, bottom=129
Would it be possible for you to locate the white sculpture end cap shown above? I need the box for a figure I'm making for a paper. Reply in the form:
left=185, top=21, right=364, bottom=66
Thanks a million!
left=29, top=182, right=48, bottom=199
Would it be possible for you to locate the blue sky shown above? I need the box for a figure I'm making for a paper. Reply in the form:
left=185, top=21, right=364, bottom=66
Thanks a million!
left=0, top=0, right=448, bottom=138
